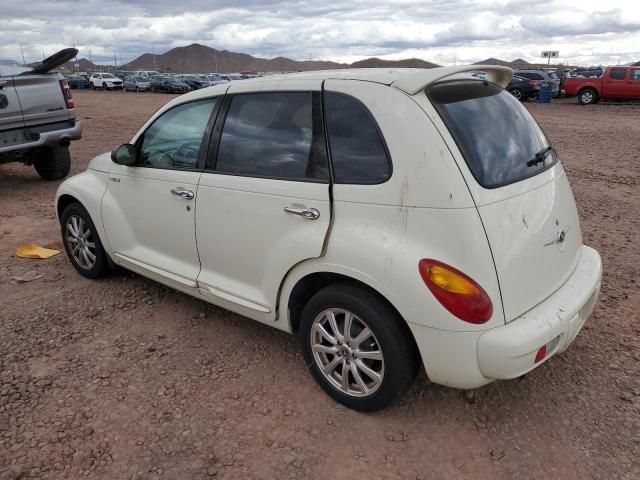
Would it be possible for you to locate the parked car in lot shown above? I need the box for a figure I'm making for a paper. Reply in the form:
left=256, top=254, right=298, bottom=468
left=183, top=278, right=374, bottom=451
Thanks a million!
left=207, top=74, right=230, bottom=86
left=564, top=66, right=640, bottom=104
left=515, top=69, right=561, bottom=97
left=89, top=73, right=123, bottom=90
left=150, top=76, right=190, bottom=93
left=0, top=48, right=82, bottom=180
left=176, top=75, right=209, bottom=90
left=570, top=67, right=604, bottom=78
left=55, top=66, right=602, bottom=411
left=66, top=75, right=90, bottom=89
left=132, top=70, right=161, bottom=78
left=123, top=75, right=151, bottom=92
left=506, top=75, right=540, bottom=101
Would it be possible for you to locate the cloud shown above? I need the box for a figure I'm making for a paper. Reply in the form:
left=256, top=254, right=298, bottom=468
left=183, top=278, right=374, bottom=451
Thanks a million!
left=0, top=0, right=638, bottom=66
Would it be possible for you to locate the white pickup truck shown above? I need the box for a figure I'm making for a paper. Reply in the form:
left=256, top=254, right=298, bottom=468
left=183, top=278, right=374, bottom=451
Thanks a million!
left=0, top=48, right=82, bottom=180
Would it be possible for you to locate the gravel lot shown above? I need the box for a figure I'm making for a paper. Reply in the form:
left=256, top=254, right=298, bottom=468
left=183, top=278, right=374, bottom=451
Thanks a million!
left=1, top=90, right=638, bottom=480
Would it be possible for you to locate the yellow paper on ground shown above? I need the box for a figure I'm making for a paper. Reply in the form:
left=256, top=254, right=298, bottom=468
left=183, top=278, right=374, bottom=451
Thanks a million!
left=16, top=244, right=61, bottom=259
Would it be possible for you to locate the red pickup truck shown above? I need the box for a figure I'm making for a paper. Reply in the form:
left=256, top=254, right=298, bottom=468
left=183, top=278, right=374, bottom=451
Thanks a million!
left=564, top=66, right=640, bottom=104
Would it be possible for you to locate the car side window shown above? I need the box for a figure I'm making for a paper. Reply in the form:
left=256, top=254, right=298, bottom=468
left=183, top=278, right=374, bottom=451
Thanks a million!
left=324, top=92, right=391, bottom=184
left=610, top=68, right=626, bottom=80
left=630, top=70, right=640, bottom=81
left=215, top=92, right=328, bottom=181
left=138, top=99, right=217, bottom=170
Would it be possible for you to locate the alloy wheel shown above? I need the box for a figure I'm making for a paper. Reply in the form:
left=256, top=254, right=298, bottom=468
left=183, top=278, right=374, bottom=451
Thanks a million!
left=65, top=215, right=97, bottom=270
left=310, top=308, right=385, bottom=397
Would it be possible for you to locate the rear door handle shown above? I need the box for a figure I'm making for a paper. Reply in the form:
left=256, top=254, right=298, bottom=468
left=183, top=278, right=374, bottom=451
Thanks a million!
left=284, top=206, right=320, bottom=220
left=170, top=187, right=194, bottom=200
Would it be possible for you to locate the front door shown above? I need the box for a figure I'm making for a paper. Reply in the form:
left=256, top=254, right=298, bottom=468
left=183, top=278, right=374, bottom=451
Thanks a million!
left=195, top=83, right=331, bottom=318
left=102, top=97, right=219, bottom=292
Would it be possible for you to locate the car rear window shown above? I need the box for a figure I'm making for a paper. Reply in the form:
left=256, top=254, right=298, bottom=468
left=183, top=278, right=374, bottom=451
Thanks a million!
left=429, top=80, right=557, bottom=189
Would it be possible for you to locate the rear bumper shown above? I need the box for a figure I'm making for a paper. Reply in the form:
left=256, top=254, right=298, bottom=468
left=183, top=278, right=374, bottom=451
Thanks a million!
left=409, top=245, right=602, bottom=389
left=0, top=120, right=82, bottom=154
left=477, top=245, right=601, bottom=379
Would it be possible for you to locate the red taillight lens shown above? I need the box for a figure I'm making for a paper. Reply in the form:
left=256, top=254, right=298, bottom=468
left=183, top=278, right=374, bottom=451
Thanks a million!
left=59, top=80, right=75, bottom=109
left=418, top=259, right=493, bottom=324
left=529, top=81, right=540, bottom=87
left=534, top=345, right=547, bottom=363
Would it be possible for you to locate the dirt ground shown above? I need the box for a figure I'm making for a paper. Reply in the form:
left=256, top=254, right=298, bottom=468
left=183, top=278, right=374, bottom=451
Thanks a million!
left=1, top=90, right=639, bottom=480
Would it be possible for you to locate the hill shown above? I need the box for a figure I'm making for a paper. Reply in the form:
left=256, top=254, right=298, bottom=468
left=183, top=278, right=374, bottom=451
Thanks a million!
left=350, top=57, right=439, bottom=69
left=473, top=57, right=530, bottom=67
left=61, top=58, right=98, bottom=71
left=122, top=43, right=440, bottom=73
left=122, top=43, right=344, bottom=73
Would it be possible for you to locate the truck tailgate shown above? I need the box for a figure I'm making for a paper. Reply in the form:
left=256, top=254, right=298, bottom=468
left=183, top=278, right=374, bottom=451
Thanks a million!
left=0, top=76, right=24, bottom=130
left=13, top=74, right=70, bottom=127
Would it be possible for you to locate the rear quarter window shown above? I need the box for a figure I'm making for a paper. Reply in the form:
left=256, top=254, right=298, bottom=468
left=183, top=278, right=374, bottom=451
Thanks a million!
left=429, top=80, right=557, bottom=189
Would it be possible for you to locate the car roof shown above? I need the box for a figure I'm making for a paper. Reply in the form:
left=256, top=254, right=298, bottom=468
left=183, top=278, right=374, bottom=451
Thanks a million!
left=224, top=65, right=513, bottom=95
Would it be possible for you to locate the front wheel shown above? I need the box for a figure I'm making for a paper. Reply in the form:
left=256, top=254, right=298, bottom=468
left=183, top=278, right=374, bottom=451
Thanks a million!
left=300, top=283, right=419, bottom=411
left=60, top=203, right=110, bottom=278
left=33, top=146, right=71, bottom=180
left=578, top=88, right=598, bottom=105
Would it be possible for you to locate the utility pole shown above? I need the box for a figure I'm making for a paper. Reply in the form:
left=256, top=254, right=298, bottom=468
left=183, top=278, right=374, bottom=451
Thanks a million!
left=19, top=43, right=26, bottom=66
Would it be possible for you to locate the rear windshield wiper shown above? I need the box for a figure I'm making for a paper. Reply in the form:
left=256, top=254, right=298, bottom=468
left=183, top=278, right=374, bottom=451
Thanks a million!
left=526, top=146, right=554, bottom=167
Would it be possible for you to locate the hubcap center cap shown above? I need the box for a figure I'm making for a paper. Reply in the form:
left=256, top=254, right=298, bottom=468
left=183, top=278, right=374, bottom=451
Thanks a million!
left=338, top=345, right=353, bottom=359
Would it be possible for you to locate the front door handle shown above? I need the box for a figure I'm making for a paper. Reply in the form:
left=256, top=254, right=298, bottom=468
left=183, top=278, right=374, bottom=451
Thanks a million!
left=284, top=206, right=320, bottom=220
left=170, top=187, right=194, bottom=200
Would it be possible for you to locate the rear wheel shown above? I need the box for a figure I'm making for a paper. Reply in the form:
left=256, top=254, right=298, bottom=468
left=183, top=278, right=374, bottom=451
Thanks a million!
left=90, top=82, right=95, bottom=90
left=578, top=88, right=598, bottom=105
left=60, top=203, right=110, bottom=278
left=299, top=283, right=419, bottom=411
left=509, top=88, right=523, bottom=101
left=33, top=146, right=71, bottom=181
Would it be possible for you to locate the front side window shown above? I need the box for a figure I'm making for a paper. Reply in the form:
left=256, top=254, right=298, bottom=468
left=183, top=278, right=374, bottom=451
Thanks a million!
left=324, top=93, right=391, bottom=184
left=610, top=68, right=626, bottom=80
left=430, top=80, right=556, bottom=189
left=138, top=99, right=217, bottom=170
left=215, top=92, right=328, bottom=181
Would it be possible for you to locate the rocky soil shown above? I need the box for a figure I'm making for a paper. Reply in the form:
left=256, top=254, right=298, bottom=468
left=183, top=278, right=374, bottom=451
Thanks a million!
left=1, top=91, right=638, bottom=479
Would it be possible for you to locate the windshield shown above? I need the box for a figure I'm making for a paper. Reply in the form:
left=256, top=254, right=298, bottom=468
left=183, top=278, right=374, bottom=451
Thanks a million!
left=429, top=80, right=557, bottom=189
left=102, top=73, right=115, bottom=78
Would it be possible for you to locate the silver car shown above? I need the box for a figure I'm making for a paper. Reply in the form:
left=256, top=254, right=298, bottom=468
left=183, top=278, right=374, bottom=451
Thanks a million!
left=514, top=69, right=561, bottom=97
left=123, top=75, right=151, bottom=92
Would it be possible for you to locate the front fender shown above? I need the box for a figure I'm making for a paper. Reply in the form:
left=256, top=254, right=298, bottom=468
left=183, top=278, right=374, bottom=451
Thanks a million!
left=55, top=168, right=111, bottom=254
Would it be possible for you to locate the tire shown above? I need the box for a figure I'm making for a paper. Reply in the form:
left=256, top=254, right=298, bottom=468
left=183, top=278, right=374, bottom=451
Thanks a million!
left=151, top=86, right=155, bottom=93
left=60, top=203, right=110, bottom=279
left=578, top=88, right=598, bottom=105
left=90, top=82, right=95, bottom=90
left=33, top=146, right=71, bottom=181
left=299, top=283, right=419, bottom=411
left=136, top=86, right=140, bottom=92
left=509, top=88, right=523, bottom=101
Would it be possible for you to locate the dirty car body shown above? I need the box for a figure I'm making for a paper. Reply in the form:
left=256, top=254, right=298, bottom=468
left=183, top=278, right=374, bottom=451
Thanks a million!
left=55, top=66, right=602, bottom=411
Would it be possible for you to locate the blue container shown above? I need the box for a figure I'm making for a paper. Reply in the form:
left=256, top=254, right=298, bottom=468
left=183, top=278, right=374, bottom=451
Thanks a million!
left=538, top=84, right=552, bottom=103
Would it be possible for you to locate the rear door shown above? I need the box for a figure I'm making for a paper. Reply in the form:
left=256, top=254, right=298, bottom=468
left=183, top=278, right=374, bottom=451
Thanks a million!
left=428, top=80, right=583, bottom=321
left=0, top=75, right=24, bottom=131
left=12, top=74, right=70, bottom=127
left=627, top=69, right=640, bottom=99
left=195, top=79, right=331, bottom=317
left=603, top=68, right=628, bottom=97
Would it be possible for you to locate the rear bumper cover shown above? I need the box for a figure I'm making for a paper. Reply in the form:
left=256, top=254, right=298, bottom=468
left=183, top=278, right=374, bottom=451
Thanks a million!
left=477, top=245, right=601, bottom=379
left=410, top=245, right=602, bottom=389
left=0, top=120, right=82, bottom=154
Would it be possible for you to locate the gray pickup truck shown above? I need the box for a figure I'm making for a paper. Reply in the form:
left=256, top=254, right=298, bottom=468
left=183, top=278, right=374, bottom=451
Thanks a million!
left=0, top=48, right=82, bottom=180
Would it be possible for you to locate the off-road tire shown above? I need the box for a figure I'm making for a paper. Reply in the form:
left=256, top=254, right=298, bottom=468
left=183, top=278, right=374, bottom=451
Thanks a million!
left=299, top=283, right=419, bottom=411
left=33, top=146, right=71, bottom=181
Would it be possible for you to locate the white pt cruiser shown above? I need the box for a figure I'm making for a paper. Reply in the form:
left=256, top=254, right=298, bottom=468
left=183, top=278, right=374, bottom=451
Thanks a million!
left=56, top=66, right=602, bottom=411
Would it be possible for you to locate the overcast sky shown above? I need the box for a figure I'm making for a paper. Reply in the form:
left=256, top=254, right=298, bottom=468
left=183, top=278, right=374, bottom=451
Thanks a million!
left=1, top=0, right=639, bottom=66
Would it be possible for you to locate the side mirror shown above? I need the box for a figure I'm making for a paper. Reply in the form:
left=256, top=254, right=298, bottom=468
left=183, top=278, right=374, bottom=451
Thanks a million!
left=111, top=144, right=138, bottom=166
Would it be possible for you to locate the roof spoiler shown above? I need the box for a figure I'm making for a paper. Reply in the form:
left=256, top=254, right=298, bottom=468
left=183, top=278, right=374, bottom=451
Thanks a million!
left=391, top=65, right=513, bottom=94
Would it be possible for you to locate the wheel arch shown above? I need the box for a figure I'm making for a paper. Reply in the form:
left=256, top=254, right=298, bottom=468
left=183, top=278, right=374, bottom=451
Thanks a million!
left=282, top=266, right=417, bottom=348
